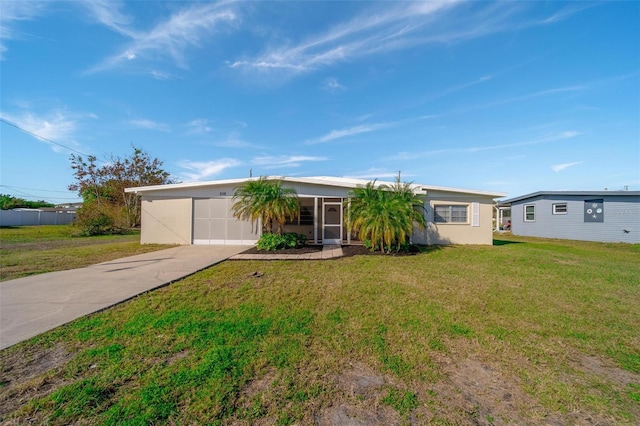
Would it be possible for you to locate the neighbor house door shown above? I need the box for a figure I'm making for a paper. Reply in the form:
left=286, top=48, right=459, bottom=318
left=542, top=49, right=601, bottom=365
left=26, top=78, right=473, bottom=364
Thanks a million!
left=322, top=202, right=342, bottom=245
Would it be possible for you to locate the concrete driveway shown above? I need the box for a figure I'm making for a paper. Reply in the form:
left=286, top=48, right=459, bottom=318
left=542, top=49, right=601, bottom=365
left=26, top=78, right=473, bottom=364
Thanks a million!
left=0, top=245, right=246, bottom=350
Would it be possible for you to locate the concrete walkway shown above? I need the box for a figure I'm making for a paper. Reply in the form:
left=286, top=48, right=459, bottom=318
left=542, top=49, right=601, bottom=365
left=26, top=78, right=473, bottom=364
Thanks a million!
left=0, top=245, right=245, bottom=350
left=230, top=244, right=343, bottom=260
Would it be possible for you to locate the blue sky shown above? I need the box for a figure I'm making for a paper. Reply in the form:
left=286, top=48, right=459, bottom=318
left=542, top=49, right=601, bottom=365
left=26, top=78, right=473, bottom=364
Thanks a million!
left=1, top=0, right=638, bottom=204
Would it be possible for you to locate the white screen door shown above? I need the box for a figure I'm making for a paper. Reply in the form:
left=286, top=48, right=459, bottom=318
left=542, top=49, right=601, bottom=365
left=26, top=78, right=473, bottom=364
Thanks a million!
left=322, top=202, right=342, bottom=245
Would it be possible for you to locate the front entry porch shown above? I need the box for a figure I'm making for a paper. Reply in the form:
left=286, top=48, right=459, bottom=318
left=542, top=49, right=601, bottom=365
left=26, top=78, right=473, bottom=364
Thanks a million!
left=282, top=197, right=355, bottom=245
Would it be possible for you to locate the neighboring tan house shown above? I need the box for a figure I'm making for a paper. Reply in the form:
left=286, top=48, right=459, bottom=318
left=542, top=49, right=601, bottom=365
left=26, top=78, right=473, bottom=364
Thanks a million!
left=124, top=176, right=506, bottom=246
left=499, top=191, right=640, bottom=244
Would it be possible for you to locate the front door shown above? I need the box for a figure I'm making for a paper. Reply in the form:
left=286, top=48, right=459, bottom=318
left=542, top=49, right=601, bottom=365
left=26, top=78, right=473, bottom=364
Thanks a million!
left=322, top=202, right=342, bottom=245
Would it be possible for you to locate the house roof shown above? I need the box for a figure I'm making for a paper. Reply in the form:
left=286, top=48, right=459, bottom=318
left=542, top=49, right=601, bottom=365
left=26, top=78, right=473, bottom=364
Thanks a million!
left=125, top=176, right=506, bottom=198
left=499, top=190, right=640, bottom=206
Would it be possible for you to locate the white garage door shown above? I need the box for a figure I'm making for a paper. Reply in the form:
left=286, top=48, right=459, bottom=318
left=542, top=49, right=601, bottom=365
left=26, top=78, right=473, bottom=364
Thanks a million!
left=192, top=198, right=259, bottom=245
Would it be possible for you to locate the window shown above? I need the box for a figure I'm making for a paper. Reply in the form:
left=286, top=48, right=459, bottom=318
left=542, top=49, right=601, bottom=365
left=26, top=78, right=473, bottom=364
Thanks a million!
left=434, top=205, right=468, bottom=223
left=552, top=203, right=567, bottom=215
left=524, top=204, right=535, bottom=222
left=285, top=202, right=315, bottom=225
left=299, top=205, right=314, bottom=225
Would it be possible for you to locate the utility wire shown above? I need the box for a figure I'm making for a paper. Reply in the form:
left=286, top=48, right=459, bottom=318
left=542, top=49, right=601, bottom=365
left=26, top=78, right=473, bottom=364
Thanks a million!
left=2, top=187, right=80, bottom=202
left=0, top=184, right=75, bottom=193
left=0, top=117, right=100, bottom=160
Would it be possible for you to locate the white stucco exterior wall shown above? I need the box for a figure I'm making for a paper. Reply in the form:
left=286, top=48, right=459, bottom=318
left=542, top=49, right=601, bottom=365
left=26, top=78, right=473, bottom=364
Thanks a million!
left=140, top=197, right=192, bottom=245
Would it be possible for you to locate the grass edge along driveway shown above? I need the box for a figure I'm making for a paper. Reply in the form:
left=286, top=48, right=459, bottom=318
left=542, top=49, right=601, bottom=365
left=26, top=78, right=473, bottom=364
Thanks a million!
left=0, top=225, right=173, bottom=281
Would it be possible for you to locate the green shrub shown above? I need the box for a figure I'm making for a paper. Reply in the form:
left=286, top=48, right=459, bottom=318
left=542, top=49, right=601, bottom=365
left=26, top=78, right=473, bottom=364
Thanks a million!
left=256, top=233, right=307, bottom=251
left=75, top=202, right=117, bottom=236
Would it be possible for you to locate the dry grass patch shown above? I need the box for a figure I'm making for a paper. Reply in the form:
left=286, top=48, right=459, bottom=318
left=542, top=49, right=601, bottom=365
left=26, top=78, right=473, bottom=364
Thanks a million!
left=0, top=225, right=172, bottom=281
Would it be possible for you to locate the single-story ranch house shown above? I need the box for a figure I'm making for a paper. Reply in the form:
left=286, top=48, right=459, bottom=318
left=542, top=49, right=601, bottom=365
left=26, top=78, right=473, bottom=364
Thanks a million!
left=499, top=191, right=640, bottom=244
left=125, top=176, right=506, bottom=246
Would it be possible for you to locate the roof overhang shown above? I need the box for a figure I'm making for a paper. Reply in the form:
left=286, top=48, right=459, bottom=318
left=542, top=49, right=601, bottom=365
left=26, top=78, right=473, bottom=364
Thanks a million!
left=499, top=190, right=640, bottom=206
left=125, top=175, right=507, bottom=198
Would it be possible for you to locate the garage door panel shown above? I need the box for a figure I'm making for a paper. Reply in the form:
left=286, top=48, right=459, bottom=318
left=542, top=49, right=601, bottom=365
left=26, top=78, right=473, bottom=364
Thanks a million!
left=193, top=218, right=210, bottom=239
left=226, top=219, right=245, bottom=240
left=193, top=199, right=210, bottom=218
left=241, top=219, right=259, bottom=238
left=211, top=199, right=228, bottom=218
left=210, top=218, right=226, bottom=239
left=193, top=198, right=257, bottom=245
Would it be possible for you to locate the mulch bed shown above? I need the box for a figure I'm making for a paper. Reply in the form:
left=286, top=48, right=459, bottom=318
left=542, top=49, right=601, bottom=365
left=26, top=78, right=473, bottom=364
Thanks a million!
left=240, top=245, right=324, bottom=255
left=240, top=244, right=422, bottom=257
left=341, top=244, right=422, bottom=257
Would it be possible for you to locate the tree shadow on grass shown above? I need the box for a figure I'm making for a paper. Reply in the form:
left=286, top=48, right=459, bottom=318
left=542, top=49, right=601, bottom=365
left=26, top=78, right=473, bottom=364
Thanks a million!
left=493, top=239, right=524, bottom=246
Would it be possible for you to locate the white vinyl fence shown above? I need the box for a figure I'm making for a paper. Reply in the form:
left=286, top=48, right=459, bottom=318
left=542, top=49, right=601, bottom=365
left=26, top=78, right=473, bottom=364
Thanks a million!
left=0, top=210, right=76, bottom=226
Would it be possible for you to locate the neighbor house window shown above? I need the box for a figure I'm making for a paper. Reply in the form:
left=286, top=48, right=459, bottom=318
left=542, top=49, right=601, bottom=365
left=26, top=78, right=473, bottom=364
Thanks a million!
left=552, top=203, right=567, bottom=215
left=524, top=204, right=535, bottom=222
left=434, top=205, right=468, bottom=223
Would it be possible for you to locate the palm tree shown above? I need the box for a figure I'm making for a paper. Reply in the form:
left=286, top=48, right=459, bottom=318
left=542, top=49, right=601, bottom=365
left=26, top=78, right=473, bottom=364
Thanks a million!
left=232, top=177, right=300, bottom=235
left=347, top=179, right=426, bottom=253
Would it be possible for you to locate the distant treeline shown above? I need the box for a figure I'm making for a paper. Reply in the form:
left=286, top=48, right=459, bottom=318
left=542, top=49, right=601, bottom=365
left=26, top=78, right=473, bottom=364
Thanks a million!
left=0, top=194, right=55, bottom=210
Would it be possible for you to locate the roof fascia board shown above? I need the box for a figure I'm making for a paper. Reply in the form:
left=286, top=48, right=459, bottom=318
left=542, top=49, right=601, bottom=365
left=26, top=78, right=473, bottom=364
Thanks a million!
left=125, top=176, right=506, bottom=198
left=500, top=191, right=640, bottom=204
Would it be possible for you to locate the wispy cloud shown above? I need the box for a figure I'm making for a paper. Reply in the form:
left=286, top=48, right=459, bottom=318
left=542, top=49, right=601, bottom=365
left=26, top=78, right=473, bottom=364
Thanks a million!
left=128, top=119, right=170, bottom=132
left=540, top=2, right=600, bottom=25
left=230, top=2, right=459, bottom=74
left=251, top=155, right=327, bottom=169
left=552, top=161, right=582, bottom=172
left=486, top=85, right=587, bottom=108
left=307, top=122, right=393, bottom=145
left=177, top=158, right=241, bottom=181
left=0, top=1, right=48, bottom=59
left=213, top=132, right=260, bottom=149
left=466, top=131, right=580, bottom=153
left=306, top=114, right=437, bottom=145
left=78, top=0, right=138, bottom=38
left=185, top=121, right=260, bottom=148
left=0, top=109, right=90, bottom=153
left=229, top=1, right=589, bottom=78
left=149, top=69, right=178, bottom=80
left=323, top=77, right=345, bottom=91
left=186, top=119, right=213, bottom=135
left=87, top=2, right=239, bottom=73
left=390, top=131, right=580, bottom=160
left=343, top=168, right=405, bottom=180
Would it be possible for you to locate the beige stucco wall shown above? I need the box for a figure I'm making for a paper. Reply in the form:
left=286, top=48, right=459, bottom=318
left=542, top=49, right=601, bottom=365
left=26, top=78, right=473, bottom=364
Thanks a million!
left=133, top=183, right=500, bottom=246
left=412, top=194, right=495, bottom=245
left=140, top=197, right=192, bottom=245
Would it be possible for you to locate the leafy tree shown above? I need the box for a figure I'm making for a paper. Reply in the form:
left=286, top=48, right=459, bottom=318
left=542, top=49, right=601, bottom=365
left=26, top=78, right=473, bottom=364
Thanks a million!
left=346, top=179, right=426, bottom=253
left=0, top=194, right=54, bottom=210
left=231, top=177, right=300, bottom=235
left=69, top=147, right=173, bottom=233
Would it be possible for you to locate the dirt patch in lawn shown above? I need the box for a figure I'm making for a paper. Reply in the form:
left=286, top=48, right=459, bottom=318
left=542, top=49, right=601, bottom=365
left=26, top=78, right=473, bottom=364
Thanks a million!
left=0, top=343, right=75, bottom=416
left=433, top=356, right=555, bottom=424
left=316, top=362, right=403, bottom=425
left=1, top=345, right=636, bottom=424
left=572, top=354, right=640, bottom=387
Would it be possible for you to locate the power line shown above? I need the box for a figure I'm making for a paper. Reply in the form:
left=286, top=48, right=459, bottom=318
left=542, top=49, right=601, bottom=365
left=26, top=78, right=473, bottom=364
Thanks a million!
left=0, top=184, right=75, bottom=193
left=2, top=189, right=53, bottom=201
left=0, top=117, right=99, bottom=160
left=2, top=188, right=80, bottom=202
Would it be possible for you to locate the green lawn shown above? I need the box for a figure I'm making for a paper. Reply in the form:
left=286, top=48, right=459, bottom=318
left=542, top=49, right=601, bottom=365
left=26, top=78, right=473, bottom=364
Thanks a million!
left=1, top=235, right=638, bottom=424
left=0, top=225, right=172, bottom=281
